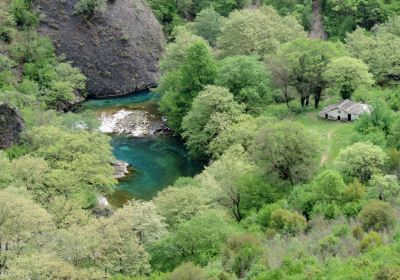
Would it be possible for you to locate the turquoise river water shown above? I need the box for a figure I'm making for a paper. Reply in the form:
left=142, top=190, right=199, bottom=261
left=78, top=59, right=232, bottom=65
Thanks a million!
left=82, top=91, right=202, bottom=207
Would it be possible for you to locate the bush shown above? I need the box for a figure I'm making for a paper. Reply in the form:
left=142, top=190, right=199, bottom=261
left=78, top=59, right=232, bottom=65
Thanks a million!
left=75, top=0, right=106, bottom=16
left=359, top=231, right=382, bottom=252
left=358, top=200, right=397, bottom=232
left=375, top=266, right=400, bottom=280
left=0, top=26, right=16, bottom=43
left=10, top=0, right=38, bottom=28
left=168, top=262, right=209, bottom=280
left=270, top=208, right=307, bottom=235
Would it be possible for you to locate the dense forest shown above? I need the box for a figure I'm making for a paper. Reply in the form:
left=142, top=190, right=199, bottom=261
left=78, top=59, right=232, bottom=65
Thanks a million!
left=1, top=0, right=400, bottom=279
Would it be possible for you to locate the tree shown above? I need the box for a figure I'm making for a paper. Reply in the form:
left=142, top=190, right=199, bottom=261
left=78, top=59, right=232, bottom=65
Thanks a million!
left=208, top=115, right=268, bottom=159
left=154, top=186, right=211, bottom=228
left=276, top=38, right=346, bottom=108
left=29, top=126, right=116, bottom=207
left=312, top=170, right=347, bottom=202
left=323, top=56, right=374, bottom=100
left=0, top=189, right=55, bottom=274
left=270, top=208, right=307, bottom=235
left=250, top=121, right=319, bottom=184
left=150, top=211, right=231, bottom=271
left=334, top=142, right=388, bottom=183
left=192, top=7, right=223, bottom=47
left=221, top=234, right=263, bottom=278
left=356, top=99, right=394, bottom=136
left=111, top=200, right=167, bottom=245
left=265, top=55, right=296, bottom=107
left=4, top=253, right=86, bottom=280
left=159, top=40, right=217, bottom=133
left=346, top=26, right=400, bottom=86
left=201, top=145, right=257, bottom=221
left=57, top=216, right=151, bottom=276
left=367, top=174, right=400, bottom=202
left=215, top=55, right=272, bottom=112
left=358, top=200, right=396, bottom=232
left=323, top=0, right=400, bottom=39
left=217, top=6, right=306, bottom=57
left=181, top=85, right=243, bottom=157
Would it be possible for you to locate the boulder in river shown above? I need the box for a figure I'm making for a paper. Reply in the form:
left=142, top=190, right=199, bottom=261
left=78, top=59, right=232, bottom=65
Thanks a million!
left=0, top=103, right=24, bottom=149
left=112, top=159, right=130, bottom=179
left=99, top=109, right=169, bottom=137
left=34, top=0, right=165, bottom=97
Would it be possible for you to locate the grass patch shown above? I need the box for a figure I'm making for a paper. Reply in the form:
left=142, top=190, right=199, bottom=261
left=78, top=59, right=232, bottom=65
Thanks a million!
left=263, top=103, right=358, bottom=167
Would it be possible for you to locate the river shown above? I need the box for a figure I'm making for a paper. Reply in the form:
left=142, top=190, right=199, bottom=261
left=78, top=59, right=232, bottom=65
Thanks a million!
left=82, top=91, right=202, bottom=207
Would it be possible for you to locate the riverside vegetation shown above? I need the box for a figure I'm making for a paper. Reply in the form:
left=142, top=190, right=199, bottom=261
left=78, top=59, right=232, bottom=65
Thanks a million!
left=1, top=0, right=400, bottom=279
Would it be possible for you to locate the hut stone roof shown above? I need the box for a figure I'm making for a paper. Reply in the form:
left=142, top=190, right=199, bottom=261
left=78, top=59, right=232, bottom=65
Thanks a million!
left=319, top=100, right=371, bottom=116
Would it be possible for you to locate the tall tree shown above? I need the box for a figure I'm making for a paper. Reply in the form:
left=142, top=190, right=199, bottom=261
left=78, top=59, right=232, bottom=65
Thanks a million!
left=217, top=6, right=306, bottom=57
left=182, top=85, right=243, bottom=158
left=323, top=56, right=374, bottom=99
left=250, top=121, right=319, bottom=184
left=276, top=38, right=346, bottom=108
left=159, top=40, right=217, bottom=133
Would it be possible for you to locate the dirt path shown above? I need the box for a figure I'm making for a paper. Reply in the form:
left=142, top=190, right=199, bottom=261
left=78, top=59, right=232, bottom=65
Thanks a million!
left=309, top=0, right=328, bottom=40
left=320, top=130, right=332, bottom=166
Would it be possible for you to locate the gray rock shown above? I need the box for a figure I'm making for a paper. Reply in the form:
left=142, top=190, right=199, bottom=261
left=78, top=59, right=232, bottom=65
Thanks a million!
left=34, top=0, right=165, bottom=97
left=111, top=159, right=130, bottom=179
left=0, top=103, right=24, bottom=149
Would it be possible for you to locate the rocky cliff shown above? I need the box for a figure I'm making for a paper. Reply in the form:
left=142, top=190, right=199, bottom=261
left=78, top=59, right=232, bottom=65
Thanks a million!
left=34, top=0, right=165, bottom=98
left=0, top=103, right=24, bottom=149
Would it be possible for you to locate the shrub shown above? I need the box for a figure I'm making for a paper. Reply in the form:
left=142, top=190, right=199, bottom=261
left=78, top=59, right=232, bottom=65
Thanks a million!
left=10, top=0, right=38, bottom=27
left=359, top=231, right=382, bottom=252
left=75, top=0, right=106, bottom=16
left=0, top=26, right=16, bottom=43
left=374, top=266, right=400, bottom=280
left=168, top=262, right=209, bottom=280
left=358, top=200, right=397, bottom=232
left=270, top=208, right=307, bottom=235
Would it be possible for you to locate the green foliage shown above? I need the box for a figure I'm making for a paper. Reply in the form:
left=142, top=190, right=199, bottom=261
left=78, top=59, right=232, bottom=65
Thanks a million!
left=159, top=39, right=217, bottom=133
left=181, top=85, right=243, bottom=157
left=208, top=115, right=267, bottom=159
left=346, top=25, right=400, bottom=86
left=262, top=0, right=312, bottom=30
left=250, top=121, right=319, bottom=184
left=367, top=174, right=400, bottom=201
left=0, top=189, right=55, bottom=272
left=323, top=56, right=374, bottom=99
left=192, top=7, right=223, bottom=47
left=150, top=211, right=231, bottom=271
left=222, top=234, right=263, bottom=278
left=217, top=6, right=306, bottom=57
left=276, top=38, right=347, bottom=108
left=323, top=0, right=398, bottom=39
left=269, top=208, right=307, bottom=235
left=27, top=126, right=116, bottom=207
left=334, top=142, right=387, bottom=183
left=10, top=0, right=38, bottom=28
left=356, top=99, right=394, bottom=137
left=358, top=200, right=397, bottom=231
left=154, top=185, right=210, bottom=228
left=215, top=55, right=272, bottom=113
left=168, top=262, right=209, bottom=280
left=359, top=231, right=383, bottom=252
left=75, top=0, right=106, bottom=16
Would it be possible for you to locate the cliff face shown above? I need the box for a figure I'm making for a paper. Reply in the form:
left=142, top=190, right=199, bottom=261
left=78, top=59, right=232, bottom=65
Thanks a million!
left=0, top=103, right=24, bottom=149
left=34, top=0, right=165, bottom=98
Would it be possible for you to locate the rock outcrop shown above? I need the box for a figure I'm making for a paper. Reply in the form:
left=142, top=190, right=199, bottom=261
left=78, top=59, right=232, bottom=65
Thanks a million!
left=0, top=103, right=24, bottom=149
left=34, top=0, right=165, bottom=97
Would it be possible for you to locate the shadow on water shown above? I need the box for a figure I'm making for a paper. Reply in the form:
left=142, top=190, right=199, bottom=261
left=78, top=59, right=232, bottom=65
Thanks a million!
left=81, top=91, right=203, bottom=207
